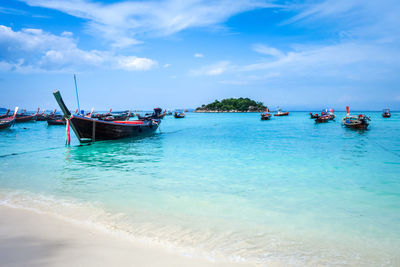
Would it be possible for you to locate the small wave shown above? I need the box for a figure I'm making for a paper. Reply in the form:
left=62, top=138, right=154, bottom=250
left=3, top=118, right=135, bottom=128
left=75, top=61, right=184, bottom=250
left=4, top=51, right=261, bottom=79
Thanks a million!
left=0, top=188, right=398, bottom=266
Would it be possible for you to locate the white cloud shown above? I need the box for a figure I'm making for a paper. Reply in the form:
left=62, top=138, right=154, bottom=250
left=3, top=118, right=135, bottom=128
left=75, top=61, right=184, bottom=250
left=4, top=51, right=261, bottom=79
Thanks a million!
left=194, top=53, right=204, bottom=58
left=21, top=0, right=277, bottom=47
left=190, top=61, right=231, bottom=76
left=242, top=42, right=399, bottom=74
left=252, top=44, right=284, bottom=58
left=116, top=56, right=157, bottom=71
left=0, top=25, right=157, bottom=73
left=219, top=80, right=247, bottom=85
left=163, top=63, right=171, bottom=68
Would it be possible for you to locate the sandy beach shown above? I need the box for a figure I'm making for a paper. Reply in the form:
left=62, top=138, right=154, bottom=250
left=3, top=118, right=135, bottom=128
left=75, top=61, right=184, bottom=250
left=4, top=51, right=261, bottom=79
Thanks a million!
left=0, top=205, right=251, bottom=267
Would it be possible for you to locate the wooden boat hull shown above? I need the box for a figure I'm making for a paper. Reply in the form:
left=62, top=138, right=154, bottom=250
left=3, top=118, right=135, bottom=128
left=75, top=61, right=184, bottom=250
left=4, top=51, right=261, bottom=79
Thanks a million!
left=36, top=115, right=49, bottom=121
left=315, top=117, right=330, bottom=123
left=310, top=113, right=319, bottom=119
left=174, top=114, right=185, bottom=118
left=261, top=114, right=271, bottom=120
left=53, top=90, right=161, bottom=143
left=0, top=110, right=10, bottom=119
left=382, top=113, right=391, bottom=118
left=15, top=115, right=36, bottom=122
left=69, top=116, right=159, bottom=141
left=343, top=123, right=368, bottom=129
left=342, top=117, right=369, bottom=129
left=274, top=112, right=289, bottom=116
left=47, top=119, right=66, bottom=125
left=0, top=117, right=15, bottom=130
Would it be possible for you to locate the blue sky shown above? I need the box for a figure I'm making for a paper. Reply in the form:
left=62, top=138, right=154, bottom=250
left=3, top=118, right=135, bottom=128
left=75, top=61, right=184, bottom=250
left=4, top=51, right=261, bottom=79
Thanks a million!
left=0, top=0, right=399, bottom=111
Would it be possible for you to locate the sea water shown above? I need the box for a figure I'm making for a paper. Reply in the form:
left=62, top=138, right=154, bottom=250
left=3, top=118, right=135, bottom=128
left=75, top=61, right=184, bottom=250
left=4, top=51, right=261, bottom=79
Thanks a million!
left=0, top=112, right=399, bottom=265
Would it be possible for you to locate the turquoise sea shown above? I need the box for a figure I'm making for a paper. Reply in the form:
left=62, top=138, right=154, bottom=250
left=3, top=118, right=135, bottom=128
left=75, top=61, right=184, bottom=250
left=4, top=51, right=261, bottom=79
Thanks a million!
left=0, top=112, right=399, bottom=265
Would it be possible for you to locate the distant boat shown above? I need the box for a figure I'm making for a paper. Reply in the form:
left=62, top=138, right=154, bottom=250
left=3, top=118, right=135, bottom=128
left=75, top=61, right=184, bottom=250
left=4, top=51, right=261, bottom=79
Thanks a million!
left=0, top=109, right=10, bottom=119
left=342, top=106, right=370, bottom=130
left=0, top=107, right=18, bottom=130
left=382, top=109, right=391, bottom=118
left=315, top=109, right=335, bottom=123
left=15, top=108, right=39, bottom=123
left=174, top=110, right=185, bottom=118
left=315, top=114, right=330, bottom=123
left=47, top=115, right=66, bottom=125
left=138, top=108, right=165, bottom=120
left=309, top=112, right=319, bottom=119
left=53, top=91, right=161, bottom=143
left=261, top=108, right=272, bottom=120
left=274, top=108, right=289, bottom=116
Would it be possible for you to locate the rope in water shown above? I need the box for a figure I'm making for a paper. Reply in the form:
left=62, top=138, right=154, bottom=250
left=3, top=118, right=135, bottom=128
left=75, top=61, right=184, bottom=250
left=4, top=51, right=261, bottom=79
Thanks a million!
left=0, top=146, right=66, bottom=158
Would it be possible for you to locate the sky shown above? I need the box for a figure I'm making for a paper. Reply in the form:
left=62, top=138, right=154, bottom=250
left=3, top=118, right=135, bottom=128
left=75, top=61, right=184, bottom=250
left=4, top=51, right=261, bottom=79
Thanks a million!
left=0, top=0, right=399, bottom=111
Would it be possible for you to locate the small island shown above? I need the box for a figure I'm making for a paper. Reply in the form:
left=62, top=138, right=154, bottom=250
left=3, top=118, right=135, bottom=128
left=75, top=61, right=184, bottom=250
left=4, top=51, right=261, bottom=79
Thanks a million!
left=195, top=98, right=266, bottom=113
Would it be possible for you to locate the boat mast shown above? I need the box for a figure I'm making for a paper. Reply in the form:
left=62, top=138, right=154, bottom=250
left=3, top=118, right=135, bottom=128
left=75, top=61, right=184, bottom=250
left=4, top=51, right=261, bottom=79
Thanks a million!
left=74, top=74, right=81, bottom=114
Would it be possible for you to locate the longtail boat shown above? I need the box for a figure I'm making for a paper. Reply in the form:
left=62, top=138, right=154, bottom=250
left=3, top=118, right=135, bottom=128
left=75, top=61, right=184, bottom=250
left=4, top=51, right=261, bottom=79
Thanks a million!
left=315, top=114, right=330, bottom=123
left=0, top=107, right=18, bottom=130
left=53, top=91, right=161, bottom=143
left=47, top=115, right=66, bottom=125
left=382, top=109, right=391, bottom=118
left=138, top=108, right=165, bottom=120
left=342, top=106, right=370, bottom=130
left=36, top=110, right=48, bottom=121
left=0, top=109, right=10, bottom=119
left=261, top=108, right=272, bottom=120
left=315, top=109, right=335, bottom=123
left=326, top=109, right=335, bottom=120
left=174, top=110, right=185, bottom=118
left=309, top=112, right=319, bottom=119
left=15, top=108, right=39, bottom=123
left=274, top=108, right=289, bottom=116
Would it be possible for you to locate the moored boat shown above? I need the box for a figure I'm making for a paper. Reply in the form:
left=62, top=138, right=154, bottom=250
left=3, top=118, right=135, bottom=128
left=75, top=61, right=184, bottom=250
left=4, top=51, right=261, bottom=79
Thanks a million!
left=315, top=114, right=330, bottom=123
left=174, top=110, right=185, bottom=118
left=36, top=110, right=48, bottom=121
left=261, top=108, right=272, bottom=120
left=0, top=107, right=18, bottom=130
left=138, top=108, right=165, bottom=120
left=47, top=115, right=66, bottom=125
left=309, top=112, right=319, bottom=119
left=53, top=91, right=161, bottom=143
left=15, top=108, right=39, bottom=123
left=0, top=109, right=10, bottom=119
left=274, top=108, right=289, bottom=116
left=342, top=106, right=370, bottom=130
left=382, top=109, right=391, bottom=118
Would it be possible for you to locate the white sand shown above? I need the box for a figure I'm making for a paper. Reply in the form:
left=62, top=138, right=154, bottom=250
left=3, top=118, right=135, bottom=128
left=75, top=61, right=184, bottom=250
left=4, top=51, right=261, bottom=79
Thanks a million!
left=0, top=205, right=252, bottom=267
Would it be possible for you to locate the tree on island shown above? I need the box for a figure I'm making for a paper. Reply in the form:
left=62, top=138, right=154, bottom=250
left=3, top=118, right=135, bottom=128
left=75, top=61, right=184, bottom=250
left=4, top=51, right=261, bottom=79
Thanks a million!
left=196, top=98, right=266, bottom=112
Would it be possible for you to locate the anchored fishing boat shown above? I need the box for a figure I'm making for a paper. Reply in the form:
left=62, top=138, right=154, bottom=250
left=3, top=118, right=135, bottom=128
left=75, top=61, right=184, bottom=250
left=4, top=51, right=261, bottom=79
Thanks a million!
left=47, top=115, right=66, bottom=125
left=382, top=109, right=391, bottom=118
left=0, top=109, right=10, bottom=119
left=174, top=110, right=185, bottom=118
left=342, top=106, right=370, bottom=130
left=309, top=112, right=319, bottom=119
left=15, top=108, right=39, bottom=123
left=261, top=108, right=272, bottom=120
left=315, top=109, right=335, bottom=123
left=315, top=114, right=330, bottom=123
left=138, top=108, right=165, bottom=120
left=0, top=107, right=18, bottom=130
left=274, top=108, right=289, bottom=116
left=36, top=110, right=48, bottom=121
left=53, top=91, right=161, bottom=143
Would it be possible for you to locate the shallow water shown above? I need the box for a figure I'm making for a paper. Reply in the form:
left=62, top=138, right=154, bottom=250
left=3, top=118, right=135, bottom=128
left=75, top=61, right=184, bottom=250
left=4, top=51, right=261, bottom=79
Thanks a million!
left=0, top=112, right=399, bottom=265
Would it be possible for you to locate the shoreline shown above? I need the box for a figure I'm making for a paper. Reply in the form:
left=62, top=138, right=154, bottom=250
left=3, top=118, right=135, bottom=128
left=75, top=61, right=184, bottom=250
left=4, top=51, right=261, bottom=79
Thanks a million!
left=194, top=110, right=263, bottom=113
left=0, top=205, right=252, bottom=267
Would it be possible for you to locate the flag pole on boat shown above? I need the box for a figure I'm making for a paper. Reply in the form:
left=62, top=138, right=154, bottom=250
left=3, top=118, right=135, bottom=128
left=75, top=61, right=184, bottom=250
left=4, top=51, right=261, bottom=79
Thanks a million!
left=74, top=74, right=81, bottom=114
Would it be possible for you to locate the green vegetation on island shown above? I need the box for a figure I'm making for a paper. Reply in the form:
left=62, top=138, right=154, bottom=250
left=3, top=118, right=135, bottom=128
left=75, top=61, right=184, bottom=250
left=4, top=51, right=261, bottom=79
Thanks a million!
left=195, top=98, right=266, bottom=112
